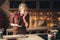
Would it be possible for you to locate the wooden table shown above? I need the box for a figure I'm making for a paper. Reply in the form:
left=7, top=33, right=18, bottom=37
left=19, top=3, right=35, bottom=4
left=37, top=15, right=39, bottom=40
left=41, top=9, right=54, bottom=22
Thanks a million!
left=6, top=26, right=47, bottom=35
left=27, top=27, right=47, bottom=34
left=3, top=34, right=44, bottom=40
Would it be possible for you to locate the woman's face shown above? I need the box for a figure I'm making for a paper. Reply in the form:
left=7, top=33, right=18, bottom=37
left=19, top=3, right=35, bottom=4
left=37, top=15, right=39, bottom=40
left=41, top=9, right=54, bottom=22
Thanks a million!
left=19, top=6, right=28, bottom=15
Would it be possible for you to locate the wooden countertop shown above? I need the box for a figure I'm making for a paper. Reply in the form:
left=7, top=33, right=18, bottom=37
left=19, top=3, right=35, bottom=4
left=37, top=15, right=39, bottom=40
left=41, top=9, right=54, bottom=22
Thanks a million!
left=27, top=27, right=47, bottom=31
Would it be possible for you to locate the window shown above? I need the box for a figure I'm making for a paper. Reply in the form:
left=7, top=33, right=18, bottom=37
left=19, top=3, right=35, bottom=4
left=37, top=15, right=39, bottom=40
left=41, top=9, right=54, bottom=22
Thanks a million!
left=39, top=1, right=50, bottom=9
left=53, top=1, right=60, bottom=9
left=54, top=0, right=60, bottom=1
left=10, top=1, right=22, bottom=8
left=25, top=1, right=36, bottom=9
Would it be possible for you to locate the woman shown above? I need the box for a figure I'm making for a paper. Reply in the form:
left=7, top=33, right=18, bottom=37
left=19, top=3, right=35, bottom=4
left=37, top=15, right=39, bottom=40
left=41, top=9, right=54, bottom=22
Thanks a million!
left=10, top=3, right=29, bottom=35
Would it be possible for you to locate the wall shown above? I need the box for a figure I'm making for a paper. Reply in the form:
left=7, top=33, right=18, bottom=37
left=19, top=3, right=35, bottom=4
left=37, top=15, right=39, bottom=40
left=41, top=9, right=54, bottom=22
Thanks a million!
left=1, top=0, right=10, bottom=17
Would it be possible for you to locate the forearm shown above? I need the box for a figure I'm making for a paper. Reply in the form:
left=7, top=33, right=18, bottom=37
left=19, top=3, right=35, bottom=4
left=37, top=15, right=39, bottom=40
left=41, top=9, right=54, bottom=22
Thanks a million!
left=23, top=12, right=28, bottom=24
left=23, top=17, right=28, bottom=23
left=23, top=17, right=28, bottom=28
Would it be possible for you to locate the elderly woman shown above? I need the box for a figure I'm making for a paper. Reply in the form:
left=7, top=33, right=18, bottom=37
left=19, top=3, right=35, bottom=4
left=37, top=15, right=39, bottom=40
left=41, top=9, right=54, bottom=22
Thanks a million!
left=10, top=3, right=29, bottom=35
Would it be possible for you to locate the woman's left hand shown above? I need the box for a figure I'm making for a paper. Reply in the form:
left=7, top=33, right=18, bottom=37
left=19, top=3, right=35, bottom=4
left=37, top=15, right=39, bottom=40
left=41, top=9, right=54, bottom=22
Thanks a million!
left=23, top=12, right=29, bottom=28
left=25, top=23, right=28, bottom=28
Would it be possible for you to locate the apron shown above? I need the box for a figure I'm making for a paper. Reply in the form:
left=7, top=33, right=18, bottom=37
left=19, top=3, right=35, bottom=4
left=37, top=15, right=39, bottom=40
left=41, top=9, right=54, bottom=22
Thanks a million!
left=17, top=15, right=26, bottom=34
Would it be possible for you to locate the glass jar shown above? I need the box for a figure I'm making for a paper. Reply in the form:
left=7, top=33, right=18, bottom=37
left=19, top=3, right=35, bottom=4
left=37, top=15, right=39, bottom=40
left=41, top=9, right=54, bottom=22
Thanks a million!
left=0, top=29, right=3, bottom=39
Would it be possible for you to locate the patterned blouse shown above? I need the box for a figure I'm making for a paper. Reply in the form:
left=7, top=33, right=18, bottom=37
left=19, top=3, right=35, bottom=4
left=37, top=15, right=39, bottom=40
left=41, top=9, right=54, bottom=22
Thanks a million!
left=10, top=11, right=29, bottom=26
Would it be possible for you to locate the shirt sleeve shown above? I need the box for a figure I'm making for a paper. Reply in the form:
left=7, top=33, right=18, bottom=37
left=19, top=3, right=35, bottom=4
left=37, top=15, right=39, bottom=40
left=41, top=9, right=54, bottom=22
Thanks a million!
left=10, top=12, right=15, bottom=23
